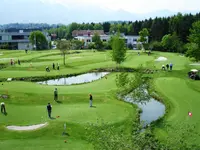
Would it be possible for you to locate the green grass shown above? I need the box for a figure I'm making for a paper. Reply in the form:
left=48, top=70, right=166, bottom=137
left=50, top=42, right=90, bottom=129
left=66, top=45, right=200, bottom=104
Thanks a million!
left=1, top=49, right=200, bottom=149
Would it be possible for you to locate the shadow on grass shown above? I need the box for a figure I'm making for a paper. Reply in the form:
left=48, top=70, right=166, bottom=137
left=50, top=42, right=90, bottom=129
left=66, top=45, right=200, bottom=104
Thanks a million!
left=50, top=117, right=56, bottom=120
left=62, top=132, right=70, bottom=136
left=90, top=106, right=96, bottom=108
left=56, top=100, right=62, bottom=104
left=2, top=112, right=7, bottom=116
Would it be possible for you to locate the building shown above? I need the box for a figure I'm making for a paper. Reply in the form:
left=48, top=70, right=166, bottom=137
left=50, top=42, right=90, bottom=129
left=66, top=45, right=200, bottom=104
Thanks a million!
left=73, top=30, right=148, bottom=48
left=72, top=30, right=105, bottom=37
left=0, top=29, right=51, bottom=50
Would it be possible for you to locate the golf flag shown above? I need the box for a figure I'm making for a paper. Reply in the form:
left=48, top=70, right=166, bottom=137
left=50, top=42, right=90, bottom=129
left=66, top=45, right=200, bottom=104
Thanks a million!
left=188, top=112, right=192, bottom=117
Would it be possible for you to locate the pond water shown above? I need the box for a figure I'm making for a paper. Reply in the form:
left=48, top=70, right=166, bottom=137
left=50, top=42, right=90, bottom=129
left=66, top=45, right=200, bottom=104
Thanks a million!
left=124, top=96, right=165, bottom=126
left=37, top=72, right=109, bottom=85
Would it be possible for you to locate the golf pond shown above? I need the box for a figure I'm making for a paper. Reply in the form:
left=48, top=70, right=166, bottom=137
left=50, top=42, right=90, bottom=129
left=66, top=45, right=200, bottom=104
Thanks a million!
left=37, top=72, right=166, bottom=125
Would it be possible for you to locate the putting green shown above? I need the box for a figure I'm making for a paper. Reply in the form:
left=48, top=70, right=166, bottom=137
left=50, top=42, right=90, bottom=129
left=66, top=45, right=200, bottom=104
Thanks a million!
left=1, top=103, right=132, bottom=126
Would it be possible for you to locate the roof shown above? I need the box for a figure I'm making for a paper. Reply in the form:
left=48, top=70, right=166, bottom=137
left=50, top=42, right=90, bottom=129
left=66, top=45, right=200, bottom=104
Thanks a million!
left=72, top=30, right=105, bottom=37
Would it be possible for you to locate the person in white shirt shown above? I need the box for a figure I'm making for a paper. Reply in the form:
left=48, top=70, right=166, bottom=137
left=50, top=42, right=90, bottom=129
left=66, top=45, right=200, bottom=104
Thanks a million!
left=1, top=102, right=6, bottom=114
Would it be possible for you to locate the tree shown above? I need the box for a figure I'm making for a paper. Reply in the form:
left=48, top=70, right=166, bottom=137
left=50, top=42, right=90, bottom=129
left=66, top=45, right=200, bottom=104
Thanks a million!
left=138, top=28, right=149, bottom=51
left=29, top=31, right=48, bottom=50
left=92, top=32, right=103, bottom=50
left=149, top=41, right=164, bottom=51
left=103, top=22, right=111, bottom=33
left=116, top=66, right=153, bottom=103
left=186, top=21, right=200, bottom=61
left=93, top=23, right=103, bottom=30
left=71, top=40, right=84, bottom=50
left=110, top=34, right=126, bottom=65
left=57, top=40, right=71, bottom=65
left=161, top=33, right=182, bottom=52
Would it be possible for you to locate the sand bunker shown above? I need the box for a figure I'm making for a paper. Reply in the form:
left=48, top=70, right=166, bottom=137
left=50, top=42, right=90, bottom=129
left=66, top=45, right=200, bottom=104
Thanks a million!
left=190, top=63, right=200, bottom=66
left=155, top=57, right=168, bottom=62
left=6, top=122, right=48, bottom=131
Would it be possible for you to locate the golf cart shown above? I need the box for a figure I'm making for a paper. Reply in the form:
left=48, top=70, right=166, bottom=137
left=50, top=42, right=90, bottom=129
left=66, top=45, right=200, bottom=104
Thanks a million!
left=188, top=69, right=200, bottom=80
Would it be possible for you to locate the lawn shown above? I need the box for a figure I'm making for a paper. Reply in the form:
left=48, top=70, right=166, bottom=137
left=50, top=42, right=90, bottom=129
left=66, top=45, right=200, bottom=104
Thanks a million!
left=0, top=49, right=200, bottom=149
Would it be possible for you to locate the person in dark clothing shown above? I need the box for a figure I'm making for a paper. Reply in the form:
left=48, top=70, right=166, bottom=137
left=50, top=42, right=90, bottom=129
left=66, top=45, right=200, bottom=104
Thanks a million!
left=57, top=63, right=60, bottom=70
left=89, top=94, right=93, bottom=107
left=1, top=102, right=6, bottom=114
left=170, top=63, right=173, bottom=71
left=54, top=88, right=58, bottom=101
left=53, top=63, right=55, bottom=70
left=18, top=59, right=21, bottom=65
left=166, top=64, right=169, bottom=70
left=47, top=103, right=52, bottom=118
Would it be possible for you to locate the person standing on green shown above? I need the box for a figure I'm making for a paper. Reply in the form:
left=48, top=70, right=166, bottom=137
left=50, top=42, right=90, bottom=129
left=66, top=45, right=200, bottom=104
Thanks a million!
left=47, top=103, right=52, bottom=118
left=89, top=94, right=93, bottom=107
left=54, top=88, right=58, bottom=101
left=1, top=102, right=6, bottom=114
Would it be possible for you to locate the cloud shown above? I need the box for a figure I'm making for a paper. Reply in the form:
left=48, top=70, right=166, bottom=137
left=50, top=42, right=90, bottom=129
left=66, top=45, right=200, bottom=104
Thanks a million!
left=40, top=0, right=200, bottom=13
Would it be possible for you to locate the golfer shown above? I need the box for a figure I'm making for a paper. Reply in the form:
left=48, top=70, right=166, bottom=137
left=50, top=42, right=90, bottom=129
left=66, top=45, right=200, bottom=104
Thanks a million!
left=54, top=88, right=58, bottom=101
left=162, top=65, right=165, bottom=70
left=89, top=94, right=93, bottom=107
left=47, top=103, right=52, bottom=118
left=166, top=64, right=169, bottom=70
left=53, top=63, right=55, bottom=70
left=170, top=63, right=173, bottom=71
left=1, top=102, right=6, bottom=114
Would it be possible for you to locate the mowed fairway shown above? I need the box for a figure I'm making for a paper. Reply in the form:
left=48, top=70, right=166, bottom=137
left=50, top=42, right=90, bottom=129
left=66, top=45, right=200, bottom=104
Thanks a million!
left=155, top=77, right=200, bottom=144
left=1, top=49, right=200, bottom=149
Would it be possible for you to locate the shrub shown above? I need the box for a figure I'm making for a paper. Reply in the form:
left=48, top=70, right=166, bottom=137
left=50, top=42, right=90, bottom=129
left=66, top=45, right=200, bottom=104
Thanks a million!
left=149, top=41, right=164, bottom=51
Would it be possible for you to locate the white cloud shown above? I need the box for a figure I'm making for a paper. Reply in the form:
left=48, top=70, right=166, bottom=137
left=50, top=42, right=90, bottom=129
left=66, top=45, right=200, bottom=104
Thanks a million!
left=41, top=0, right=200, bottom=13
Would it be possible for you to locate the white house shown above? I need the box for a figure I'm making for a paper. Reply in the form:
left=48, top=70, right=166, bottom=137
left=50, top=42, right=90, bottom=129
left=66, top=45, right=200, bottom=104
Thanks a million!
left=73, top=30, right=148, bottom=48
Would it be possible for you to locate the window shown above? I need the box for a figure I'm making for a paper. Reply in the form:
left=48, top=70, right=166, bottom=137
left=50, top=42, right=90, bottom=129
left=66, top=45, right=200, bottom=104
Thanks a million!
left=133, top=39, right=137, bottom=42
left=103, top=39, right=107, bottom=42
left=0, top=36, right=2, bottom=40
left=12, top=35, right=24, bottom=40
left=87, top=39, right=91, bottom=42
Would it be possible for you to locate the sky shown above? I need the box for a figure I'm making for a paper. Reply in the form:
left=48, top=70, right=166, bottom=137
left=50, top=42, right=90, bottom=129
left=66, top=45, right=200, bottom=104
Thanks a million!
left=41, top=0, right=200, bottom=14
left=0, top=0, right=199, bottom=24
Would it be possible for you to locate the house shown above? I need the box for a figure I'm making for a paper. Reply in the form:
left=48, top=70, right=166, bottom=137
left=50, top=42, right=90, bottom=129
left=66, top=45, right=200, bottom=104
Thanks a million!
left=0, top=29, right=51, bottom=50
left=125, top=35, right=148, bottom=48
left=72, top=30, right=105, bottom=37
left=73, top=30, right=148, bottom=49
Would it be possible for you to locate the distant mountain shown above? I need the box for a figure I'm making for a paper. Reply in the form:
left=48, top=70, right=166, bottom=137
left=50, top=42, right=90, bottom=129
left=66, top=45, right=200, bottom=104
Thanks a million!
left=0, top=0, right=199, bottom=25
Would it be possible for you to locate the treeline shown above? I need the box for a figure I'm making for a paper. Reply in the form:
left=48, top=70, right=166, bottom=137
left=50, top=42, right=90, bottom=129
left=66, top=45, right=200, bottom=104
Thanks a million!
left=48, top=12, right=200, bottom=43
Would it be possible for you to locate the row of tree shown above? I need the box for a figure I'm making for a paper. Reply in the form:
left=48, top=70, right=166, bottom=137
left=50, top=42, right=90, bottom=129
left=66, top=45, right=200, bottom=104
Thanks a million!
left=47, top=12, right=200, bottom=42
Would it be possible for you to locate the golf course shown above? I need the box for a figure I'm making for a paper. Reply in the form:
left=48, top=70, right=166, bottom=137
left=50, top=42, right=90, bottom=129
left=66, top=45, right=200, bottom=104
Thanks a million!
left=0, top=49, right=200, bottom=149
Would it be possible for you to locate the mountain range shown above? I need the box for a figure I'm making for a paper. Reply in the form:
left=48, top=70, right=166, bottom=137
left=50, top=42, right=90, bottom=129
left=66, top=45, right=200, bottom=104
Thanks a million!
left=0, top=0, right=199, bottom=25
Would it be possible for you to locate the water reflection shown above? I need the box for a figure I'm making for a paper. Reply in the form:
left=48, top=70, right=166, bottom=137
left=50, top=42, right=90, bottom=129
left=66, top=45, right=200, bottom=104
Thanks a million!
left=124, top=96, right=165, bottom=126
left=37, top=72, right=109, bottom=85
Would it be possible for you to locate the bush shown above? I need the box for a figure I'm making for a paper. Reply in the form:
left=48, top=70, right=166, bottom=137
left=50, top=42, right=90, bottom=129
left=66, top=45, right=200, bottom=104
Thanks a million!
left=149, top=41, right=164, bottom=51
left=88, top=43, right=95, bottom=49
left=137, top=43, right=142, bottom=50
left=103, top=42, right=111, bottom=50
